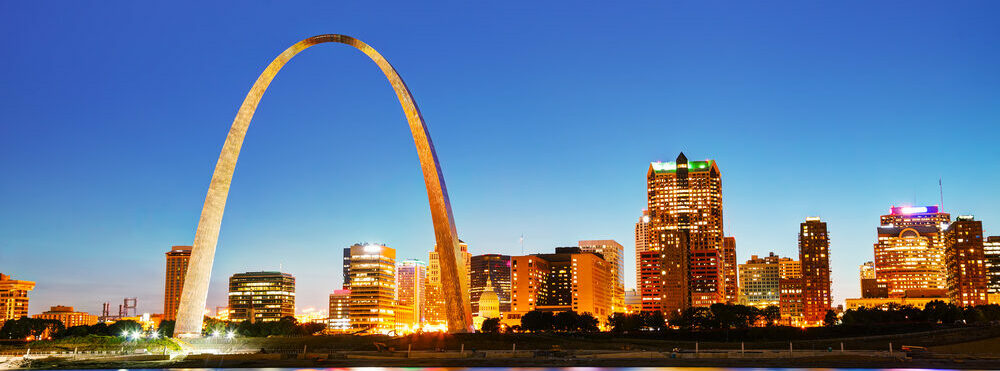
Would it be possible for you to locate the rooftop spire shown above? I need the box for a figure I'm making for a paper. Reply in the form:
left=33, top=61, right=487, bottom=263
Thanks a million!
left=676, top=152, right=688, bottom=164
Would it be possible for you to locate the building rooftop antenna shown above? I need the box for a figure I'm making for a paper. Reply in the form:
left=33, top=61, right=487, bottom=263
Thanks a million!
left=939, top=178, right=945, bottom=211
left=520, top=234, right=525, bottom=255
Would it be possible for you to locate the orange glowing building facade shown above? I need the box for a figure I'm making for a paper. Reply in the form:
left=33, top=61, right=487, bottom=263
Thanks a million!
left=32, top=306, right=98, bottom=328
left=635, top=210, right=650, bottom=295
left=164, top=245, right=192, bottom=321
left=425, top=240, right=470, bottom=327
left=510, top=247, right=611, bottom=318
left=875, top=206, right=950, bottom=298
left=643, top=152, right=724, bottom=314
left=578, top=240, right=625, bottom=313
left=395, top=259, right=427, bottom=327
left=0, top=273, right=35, bottom=322
left=348, top=244, right=396, bottom=332
left=945, top=216, right=988, bottom=306
left=799, top=217, right=831, bottom=325
left=722, top=237, right=738, bottom=303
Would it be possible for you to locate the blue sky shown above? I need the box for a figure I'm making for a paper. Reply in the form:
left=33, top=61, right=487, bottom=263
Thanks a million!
left=1, top=1, right=998, bottom=315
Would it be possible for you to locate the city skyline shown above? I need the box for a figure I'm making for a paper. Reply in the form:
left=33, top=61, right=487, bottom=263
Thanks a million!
left=3, top=1, right=1000, bottom=317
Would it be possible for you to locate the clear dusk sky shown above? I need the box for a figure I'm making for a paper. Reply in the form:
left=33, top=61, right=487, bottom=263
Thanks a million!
left=2, top=1, right=998, bottom=316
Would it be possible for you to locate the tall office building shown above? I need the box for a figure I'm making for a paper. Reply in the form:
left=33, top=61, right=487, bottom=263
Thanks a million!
left=778, top=255, right=803, bottom=322
left=470, top=254, right=511, bottom=315
left=875, top=206, right=950, bottom=297
left=986, top=236, right=1000, bottom=300
left=343, top=247, right=351, bottom=290
left=164, top=245, right=192, bottom=321
left=425, top=240, right=470, bottom=327
left=348, top=243, right=396, bottom=333
left=0, top=273, right=35, bottom=322
left=228, top=271, right=295, bottom=323
left=635, top=210, right=650, bottom=293
left=643, top=153, right=724, bottom=314
left=328, top=289, right=351, bottom=332
left=578, top=240, right=625, bottom=313
left=800, top=217, right=831, bottom=324
left=737, top=253, right=782, bottom=309
left=945, top=216, right=988, bottom=306
left=510, top=247, right=611, bottom=319
left=722, top=237, right=738, bottom=304
left=396, top=259, right=427, bottom=327
left=860, top=261, right=888, bottom=298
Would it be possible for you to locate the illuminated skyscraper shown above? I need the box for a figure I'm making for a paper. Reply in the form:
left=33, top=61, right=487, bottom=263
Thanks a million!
left=328, top=289, right=351, bottom=332
left=349, top=244, right=396, bottom=334
left=875, top=206, right=950, bottom=297
left=644, top=152, right=724, bottom=314
left=945, top=216, right=988, bottom=306
left=634, top=210, right=650, bottom=293
left=800, top=217, right=831, bottom=325
left=510, top=247, right=611, bottom=318
left=722, top=237, right=738, bottom=303
left=986, top=236, right=1000, bottom=300
left=578, top=240, right=625, bottom=313
left=470, top=254, right=511, bottom=315
left=228, top=271, right=295, bottom=323
left=0, top=273, right=35, bottom=322
left=425, top=240, right=470, bottom=327
left=395, top=259, right=427, bottom=327
left=164, top=245, right=192, bottom=321
left=348, top=244, right=396, bottom=333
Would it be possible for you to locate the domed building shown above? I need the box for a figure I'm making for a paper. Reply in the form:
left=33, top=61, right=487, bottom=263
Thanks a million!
left=473, top=277, right=501, bottom=331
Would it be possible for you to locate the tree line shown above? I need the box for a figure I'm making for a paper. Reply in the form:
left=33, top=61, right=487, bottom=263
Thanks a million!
left=841, top=301, right=1000, bottom=325
left=479, top=310, right=602, bottom=333
left=0, top=315, right=327, bottom=340
left=607, top=303, right=795, bottom=333
left=0, top=318, right=142, bottom=340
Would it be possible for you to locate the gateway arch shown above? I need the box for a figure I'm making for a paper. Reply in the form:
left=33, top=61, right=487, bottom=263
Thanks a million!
left=173, top=34, right=473, bottom=337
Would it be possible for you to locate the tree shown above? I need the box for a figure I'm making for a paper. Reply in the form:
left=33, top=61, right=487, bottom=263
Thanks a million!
left=608, top=313, right=641, bottom=333
left=710, top=303, right=738, bottom=329
left=296, top=322, right=327, bottom=335
left=674, top=307, right=715, bottom=330
left=520, top=310, right=554, bottom=332
left=63, top=325, right=92, bottom=337
left=823, top=310, right=838, bottom=327
left=923, top=300, right=959, bottom=323
left=761, top=305, right=781, bottom=327
left=554, top=311, right=581, bottom=331
left=643, top=311, right=665, bottom=331
left=0, top=317, right=64, bottom=340
left=577, top=313, right=600, bottom=332
left=481, top=317, right=501, bottom=333
left=735, top=305, right=760, bottom=328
